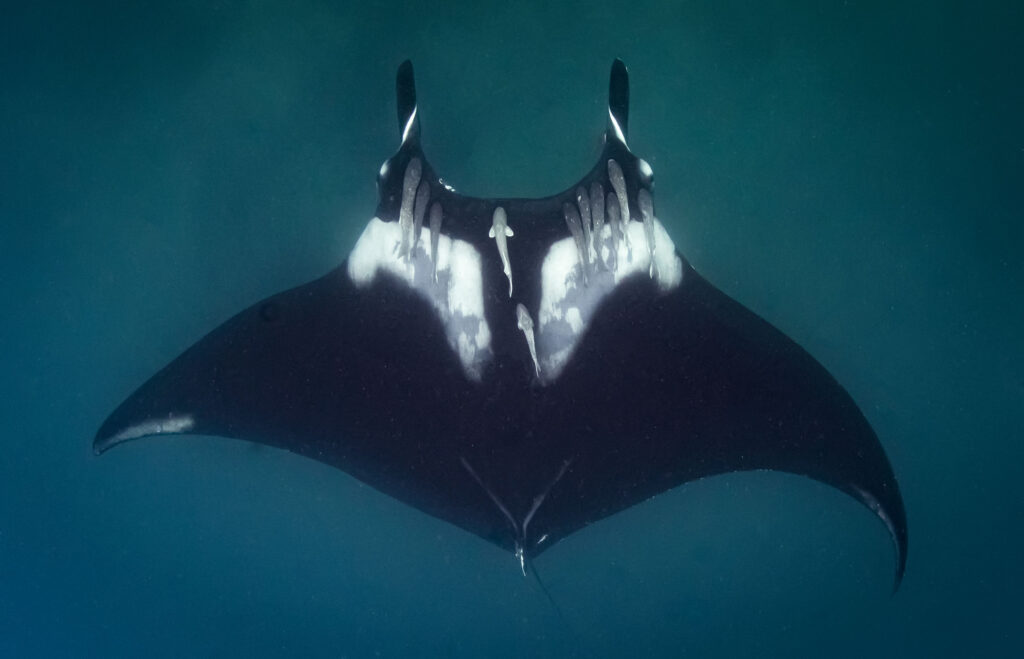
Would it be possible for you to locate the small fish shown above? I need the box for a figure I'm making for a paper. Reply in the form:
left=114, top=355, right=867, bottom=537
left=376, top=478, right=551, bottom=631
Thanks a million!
left=488, top=206, right=515, bottom=296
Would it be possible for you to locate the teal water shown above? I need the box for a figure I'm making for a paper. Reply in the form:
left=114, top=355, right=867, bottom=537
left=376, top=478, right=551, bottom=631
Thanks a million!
left=2, top=1, right=1021, bottom=656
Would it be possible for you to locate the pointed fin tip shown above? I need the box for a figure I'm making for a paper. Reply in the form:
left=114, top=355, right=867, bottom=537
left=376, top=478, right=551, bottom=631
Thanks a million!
left=608, top=59, right=629, bottom=142
left=892, top=567, right=905, bottom=595
left=873, top=492, right=907, bottom=594
left=93, top=430, right=118, bottom=456
left=93, top=419, right=119, bottom=455
left=892, top=530, right=907, bottom=594
left=92, top=413, right=197, bottom=456
left=396, top=59, right=417, bottom=140
left=849, top=482, right=907, bottom=593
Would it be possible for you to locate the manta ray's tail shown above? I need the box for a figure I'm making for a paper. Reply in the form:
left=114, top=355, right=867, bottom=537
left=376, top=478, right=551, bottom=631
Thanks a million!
left=530, top=563, right=594, bottom=657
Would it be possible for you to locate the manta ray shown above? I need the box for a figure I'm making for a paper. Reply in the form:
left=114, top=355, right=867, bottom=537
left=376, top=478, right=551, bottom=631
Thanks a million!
left=95, top=60, right=907, bottom=588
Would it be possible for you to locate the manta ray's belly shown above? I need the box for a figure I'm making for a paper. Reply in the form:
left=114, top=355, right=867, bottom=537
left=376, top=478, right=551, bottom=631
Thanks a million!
left=537, top=218, right=683, bottom=381
left=345, top=143, right=688, bottom=386
left=345, top=209, right=683, bottom=385
left=347, top=218, right=492, bottom=381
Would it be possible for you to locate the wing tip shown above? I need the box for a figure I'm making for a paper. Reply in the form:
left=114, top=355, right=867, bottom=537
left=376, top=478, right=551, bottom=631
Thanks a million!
left=93, top=429, right=122, bottom=455
left=891, top=524, right=908, bottom=594
left=92, top=413, right=196, bottom=456
left=851, top=482, right=907, bottom=593
left=93, top=419, right=119, bottom=455
left=93, top=426, right=125, bottom=456
left=892, top=567, right=905, bottom=594
left=877, top=495, right=908, bottom=594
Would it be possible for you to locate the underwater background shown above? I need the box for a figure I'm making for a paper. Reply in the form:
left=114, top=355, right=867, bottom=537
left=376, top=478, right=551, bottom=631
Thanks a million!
left=2, top=1, right=1021, bottom=657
